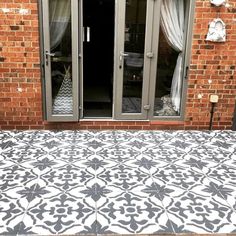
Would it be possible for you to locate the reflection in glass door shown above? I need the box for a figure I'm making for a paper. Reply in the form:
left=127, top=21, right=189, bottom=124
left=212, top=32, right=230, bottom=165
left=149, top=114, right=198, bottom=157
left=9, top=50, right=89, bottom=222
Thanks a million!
left=42, top=0, right=79, bottom=121
left=122, top=0, right=146, bottom=114
left=115, top=0, right=153, bottom=119
left=150, top=0, right=190, bottom=118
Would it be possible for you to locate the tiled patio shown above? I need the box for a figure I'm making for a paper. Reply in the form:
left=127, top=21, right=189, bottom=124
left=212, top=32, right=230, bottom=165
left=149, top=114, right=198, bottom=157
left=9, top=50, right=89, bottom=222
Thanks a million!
left=0, top=130, right=236, bottom=235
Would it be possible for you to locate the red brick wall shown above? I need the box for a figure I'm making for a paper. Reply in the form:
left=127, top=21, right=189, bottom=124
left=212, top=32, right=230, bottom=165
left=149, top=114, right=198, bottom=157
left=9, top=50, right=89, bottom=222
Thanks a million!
left=0, top=0, right=43, bottom=129
left=0, top=0, right=235, bottom=130
left=185, top=0, right=236, bottom=130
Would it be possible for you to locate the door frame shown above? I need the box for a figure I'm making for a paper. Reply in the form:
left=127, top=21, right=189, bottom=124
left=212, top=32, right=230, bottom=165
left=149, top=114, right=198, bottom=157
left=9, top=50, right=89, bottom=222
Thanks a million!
left=113, top=0, right=155, bottom=120
left=148, top=0, right=196, bottom=121
left=40, top=0, right=80, bottom=122
left=39, top=0, right=196, bottom=122
left=113, top=0, right=196, bottom=121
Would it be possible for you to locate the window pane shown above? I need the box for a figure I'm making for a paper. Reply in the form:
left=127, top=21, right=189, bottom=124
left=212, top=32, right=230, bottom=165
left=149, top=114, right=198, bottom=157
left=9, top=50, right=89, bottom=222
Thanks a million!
left=153, top=27, right=179, bottom=117
left=122, top=0, right=146, bottom=113
left=154, top=0, right=186, bottom=117
left=49, top=0, right=73, bottom=115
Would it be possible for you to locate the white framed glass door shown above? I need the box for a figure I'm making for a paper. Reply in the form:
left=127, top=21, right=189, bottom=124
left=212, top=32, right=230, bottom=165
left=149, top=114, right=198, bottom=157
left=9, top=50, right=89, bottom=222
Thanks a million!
left=114, top=0, right=155, bottom=120
left=42, top=0, right=80, bottom=122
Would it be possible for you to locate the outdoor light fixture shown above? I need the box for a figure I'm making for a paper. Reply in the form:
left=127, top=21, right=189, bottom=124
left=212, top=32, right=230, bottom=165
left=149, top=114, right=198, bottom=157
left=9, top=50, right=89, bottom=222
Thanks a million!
left=209, top=94, right=219, bottom=130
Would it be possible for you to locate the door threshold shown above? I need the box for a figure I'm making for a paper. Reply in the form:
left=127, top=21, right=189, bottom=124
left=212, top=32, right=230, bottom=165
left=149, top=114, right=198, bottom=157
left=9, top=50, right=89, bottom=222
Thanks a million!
left=80, top=118, right=150, bottom=122
left=81, top=118, right=114, bottom=121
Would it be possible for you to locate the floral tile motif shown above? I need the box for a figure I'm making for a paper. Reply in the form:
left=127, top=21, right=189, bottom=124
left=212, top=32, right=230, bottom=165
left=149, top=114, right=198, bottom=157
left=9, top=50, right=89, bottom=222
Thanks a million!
left=162, top=189, right=236, bottom=233
left=151, top=164, right=206, bottom=191
left=210, top=183, right=236, bottom=212
left=20, top=189, right=96, bottom=235
left=38, top=164, right=97, bottom=192
left=174, top=154, right=219, bottom=174
left=97, top=145, right=141, bottom=161
left=96, top=190, right=174, bottom=234
left=206, top=164, right=236, bottom=187
left=50, top=145, right=95, bottom=161
left=0, top=187, right=32, bottom=235
left=0, top=130, right=236, bottom=235
left=0, top=164, right=38, bottom=192
left=96, top=165, right=154, bottom=192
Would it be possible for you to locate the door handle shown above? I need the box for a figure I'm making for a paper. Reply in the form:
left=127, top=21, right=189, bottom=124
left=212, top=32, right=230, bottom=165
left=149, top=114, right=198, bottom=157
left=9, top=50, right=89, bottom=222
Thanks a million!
left=83, top=27, right=90, bottom=42
left=119, top=52, right=129, bottom=69
left=45, top=51, right=55, bottom=57
left=120, top=52, right=129, bottom=58
left=184, top=66, right=189, bottom=80
left=45, top=51, right=55, bottom=66
left=87, top=27, right=90, bottom=42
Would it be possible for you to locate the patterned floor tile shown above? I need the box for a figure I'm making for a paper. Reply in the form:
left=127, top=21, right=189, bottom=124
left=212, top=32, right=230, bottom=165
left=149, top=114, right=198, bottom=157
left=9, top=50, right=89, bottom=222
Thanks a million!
left=96, top=190, right=174, bottom=234
left=38, top=163, right=97, bottom=191
left=49, top=145, right=95, bottom=161
left=210, top=183, right=236, bottom=213
left=97, top=145, right=141, bottom=161
left=1, top=146, right=47, bottom=164
left=223, top=154, right=236, bottom=169
left=0, top=188, right=31, bottom=235
left=162, top=189, right=236, bottom=233
left=96, top=130, right=134, bottom=143
left=18, top=154, right=68, bottom=174
left=188, top=146, right=232, bottom=163
left=142, top=146, right=186, bottom=163
left=174, top=154, right=220, bottom=174
left=151, top=165, right=210, bottom=192
left=206, top=164, right=236, bottom=187
left=0, top=130, right=236, bottom=235
left=96, top=164, right=154, bottom=192
left=0, top=165, right=38, bottom=192
left=20, top=190, right=96, bottom=235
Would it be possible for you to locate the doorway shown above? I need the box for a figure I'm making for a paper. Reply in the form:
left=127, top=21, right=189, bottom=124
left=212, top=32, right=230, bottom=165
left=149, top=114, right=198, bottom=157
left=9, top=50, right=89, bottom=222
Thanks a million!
left=41, top=0, right=195, bottom=122
left=83, top=0, right=115, bottom=118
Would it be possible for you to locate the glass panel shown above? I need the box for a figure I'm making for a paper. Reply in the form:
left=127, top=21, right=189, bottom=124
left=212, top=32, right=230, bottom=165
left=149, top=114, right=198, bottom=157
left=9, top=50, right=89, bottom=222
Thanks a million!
left=122, top=0, right=146, bottom=113
left=153, top=0, right=186, bottom=117
left=49, top=0, right=73, bottom=115
left=154, top=27, right=179, bottom=116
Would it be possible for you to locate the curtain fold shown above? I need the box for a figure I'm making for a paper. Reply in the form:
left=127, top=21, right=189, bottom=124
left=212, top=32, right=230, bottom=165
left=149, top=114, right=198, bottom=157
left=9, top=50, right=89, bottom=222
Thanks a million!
left=160, top=0, right=185, bottom=112
left=49, top=0, right=71, bottom=50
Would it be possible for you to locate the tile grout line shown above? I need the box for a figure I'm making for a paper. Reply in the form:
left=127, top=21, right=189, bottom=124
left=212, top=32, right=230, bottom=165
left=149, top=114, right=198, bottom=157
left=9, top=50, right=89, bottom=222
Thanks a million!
left=16, top=166, right=41, bottom=236
left=145, top=157, right=176, bottom=235
left=203, top=171, right=236, bottom=214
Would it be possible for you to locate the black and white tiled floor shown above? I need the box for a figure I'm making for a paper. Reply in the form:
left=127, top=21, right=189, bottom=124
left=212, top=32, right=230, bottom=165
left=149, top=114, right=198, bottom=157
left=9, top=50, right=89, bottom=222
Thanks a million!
left=0, top=130, right=236, bottom=235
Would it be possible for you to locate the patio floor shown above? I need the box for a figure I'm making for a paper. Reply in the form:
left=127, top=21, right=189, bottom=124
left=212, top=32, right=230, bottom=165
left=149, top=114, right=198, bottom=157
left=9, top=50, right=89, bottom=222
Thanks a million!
left=0, top=130, right=236, bottom=235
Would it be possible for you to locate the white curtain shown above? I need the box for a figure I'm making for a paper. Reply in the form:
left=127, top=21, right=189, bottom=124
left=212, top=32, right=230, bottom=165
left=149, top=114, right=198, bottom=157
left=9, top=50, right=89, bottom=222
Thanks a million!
left=160, top=0, right=185, bottom=112
left=49, top=0, right=71, bottom=50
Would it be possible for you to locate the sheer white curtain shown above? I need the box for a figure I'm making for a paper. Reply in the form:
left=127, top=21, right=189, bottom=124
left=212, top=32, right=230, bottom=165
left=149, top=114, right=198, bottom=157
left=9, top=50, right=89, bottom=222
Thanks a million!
left=160, top=0, right=185, bottom=112
left=49, top=0, right=71, bottom=50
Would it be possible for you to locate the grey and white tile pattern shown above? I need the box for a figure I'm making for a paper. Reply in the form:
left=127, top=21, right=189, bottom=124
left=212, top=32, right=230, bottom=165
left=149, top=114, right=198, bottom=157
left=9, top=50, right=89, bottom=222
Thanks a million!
left=0, top=130, right=236, bottom=235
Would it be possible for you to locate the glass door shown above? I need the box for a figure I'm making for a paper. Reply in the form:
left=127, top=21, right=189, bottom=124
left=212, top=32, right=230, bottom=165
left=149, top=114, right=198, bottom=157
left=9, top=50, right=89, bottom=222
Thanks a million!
left=42, top=0, right=80, bottom=122
left=114, top=0, right=154, bottom=120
